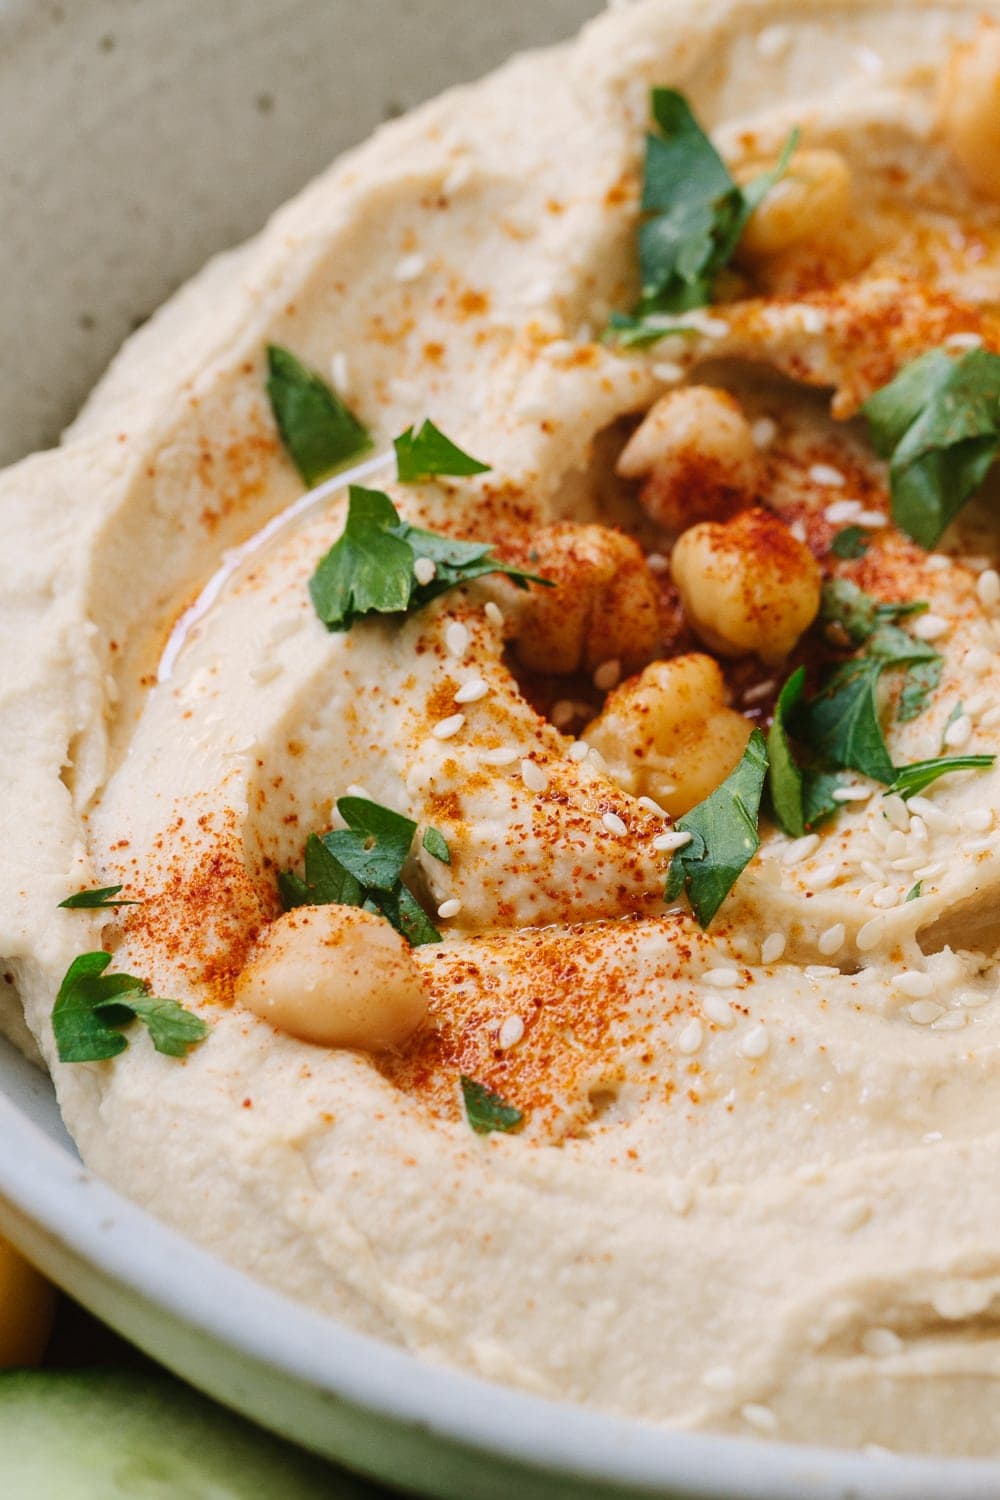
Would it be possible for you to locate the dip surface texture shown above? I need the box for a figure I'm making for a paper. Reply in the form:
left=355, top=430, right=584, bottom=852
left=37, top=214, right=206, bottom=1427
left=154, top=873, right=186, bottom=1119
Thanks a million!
left=6, top=0, right=1000, bottom=1454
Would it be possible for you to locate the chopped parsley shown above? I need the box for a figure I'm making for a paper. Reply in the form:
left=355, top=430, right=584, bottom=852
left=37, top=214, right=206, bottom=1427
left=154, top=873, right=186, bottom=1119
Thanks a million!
left=52, top=952, right=209, bottom=1063
left=602, top=312, right=700, bottom=349
left=279, top=797, right=440, bottom=947
left=886, top=754, right=995, bottom=801
left=620, top=88, right=796, bottom=332
left=394, top=420, right=490, bottom=482
left=665, top=729, right=769, bottom=927
left=862, top=347, right=1000, bottom=548
left=266, top=344, right=371, bottom=487
left=309, top=486, right=549, bottom=631
left=829, top=525, right=871, bottom=560
left=766, top=669, right=843, bottom=838
left=906, top=881, right=922, bottom=902
left=58, top=886, right=140, bottom=910
left=897, top=656, right=943, bottom=724
left=422, top=826, right=451, bottom=864
left=460, top=1075, right=523, bottom=1135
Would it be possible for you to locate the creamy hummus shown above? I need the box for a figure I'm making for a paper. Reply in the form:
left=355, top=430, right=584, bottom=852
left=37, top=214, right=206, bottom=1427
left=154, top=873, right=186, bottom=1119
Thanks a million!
left=5, top=0, right=1000, bottom=1455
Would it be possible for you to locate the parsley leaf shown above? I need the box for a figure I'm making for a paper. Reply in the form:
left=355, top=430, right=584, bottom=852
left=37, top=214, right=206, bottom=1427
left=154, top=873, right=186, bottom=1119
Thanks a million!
left=898, top=655, right=943, bottom=723
left=602, top=312, right=700, bottom=349
left=862, top=347, right=1000, bottom=548
left=631, top=89, right=797, bottom=319
left=766, top=669, right=844, bottom=837
left=394, top=420, right=490, bottom=482
left=829, top=525, right=871, bottom=560
left=460, top=1075, right=523, bottom=1135
left=52, top=952, right=209, bottom=1063
left=422, top=826, right=451, bottom=864
left=819, top=578, right=926, bottom=647
left=309, top=486, right=550, bottom=632
left=58, top=885, right=140, bottom=909
left=266, top=345, right=371, bottom=487
left=906, top=881, right=922, bottom=902
left=886, top=754, right=995, bottom=800
left=279, top=797, right=440, bottom=947
left=665, top=729, right=768, bottom=926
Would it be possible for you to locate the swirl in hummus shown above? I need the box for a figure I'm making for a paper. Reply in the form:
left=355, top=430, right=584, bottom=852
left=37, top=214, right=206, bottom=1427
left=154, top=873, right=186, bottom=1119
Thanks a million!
left=6, top=0, right=1000, bottom=1455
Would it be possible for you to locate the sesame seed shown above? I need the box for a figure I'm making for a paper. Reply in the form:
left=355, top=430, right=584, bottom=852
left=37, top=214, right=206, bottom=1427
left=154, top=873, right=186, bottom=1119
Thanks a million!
left=751, top=416, right=778, bottom=449
left=703, top=967, right=741, bottom=988
left=652, top=360, right=684, bottom=383
left=702, top=995, right=735, bottom=1027
left=568, top=741, right=590, bottom=762
left=925, top=553, right=951, bottom=571
left=782, top=833, right=819, bottom=865
left=911, top=613, right=950, bottom=642
left=587, top=746, right=607, bottom=770
left=789, top=518, right=807, bottom=542
left=645, top=551, right=669, bottom=573
left=809, top=462, right=846, bottom=487
left=345, top=783, right=370, bottom=799
left=882, top=794, right=910, bottom=831
left=964, top=690, right=992, bottom=717
left=445, top=621, right=470, bottom=658
left=395, top=252, right=427, bottom=281
left=443, top=158, right=473, bottom=195
left=909, top=1000, right=944, bottom=1025
left=678, top=310, right=730, bottom=338
left=818, top=922, right=846, bottom=956
left=978, top=569, right=1000, bottom=608
left=602, top=811, right=628, bottom=836
left=884, top=831, right=907, bottom=858
left=860, top=859, right=887, bottom=883
left=413, top=556, right=437, bottom=585
left=944, top=713, right=972, bottom=749
left=498, top=1015, right=524, bottom=1049
left=799, top=306, right=827, bottom=334
left=484, top=601, right=504, bottom=627
left=481, top=746, right=519, bottom=766
left=742, top=1404, right=779, bottom=1435
left=653, top=830, right=692, bottom=853
left=677, top=1018, right=703, bottom=1055
left=944, top=330, right=984, bottom=351
left=702, top=1365, right=736, bottom=1392
left=330, top=351, right=350, bottom=393
left=807, top=863, right=839, bottom=891
left=741, top=1025, right=769, bottom=1059
left=742, top=679, right=776, bottom=704
left=855, top=509, right=888, bottom=528
left=856, top=916, right=886, bottom=951
left=520, top=759, right=548, bottom=793
left=966, top=808, right=994, bottom=832
left=805, top=965, right=840, bottom=979
left=890, top=855, right=923, bottom=872
left=432, top=713, right=465, bottom=740
left=907, top=797, right=952, bottom=832
left=593, top=659, right=621, bottom=691
left=965, top=836, right=994, bottom=854
left=636, top=795, right=669, bottom=817
left=437, top=898, right=462, bottom=919
left=872, top=886, right=900, bottom=909
left=666, top=1180, right=694, bottom=1216
left=862, top=1328, right=904, bottom=1358
left=761, top=932, right=786, bottom=964
left=824, top=498, right=862, bottom=524
left=893, top=970, right=932, bottom=997
left=454, top=676, right=489, bottom=705
left=249, top=660, right=282, bottom=685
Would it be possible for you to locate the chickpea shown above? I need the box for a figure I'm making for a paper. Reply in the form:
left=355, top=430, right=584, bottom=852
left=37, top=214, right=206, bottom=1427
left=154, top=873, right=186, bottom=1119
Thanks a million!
left=670, top=507, right=821, bottom=666
left=0, top=1237, right=55, bottom=1367
left=234, top=905, right=427, bottom=1051
left=616, top=387, right=758, bottom=533
left=515, top=523, right=660, bottom=676
left=583, top=654, right=751, bottom=818
left=938, top=20, right=1000, bottom=201
left=737, top=148, right=851, bottom=260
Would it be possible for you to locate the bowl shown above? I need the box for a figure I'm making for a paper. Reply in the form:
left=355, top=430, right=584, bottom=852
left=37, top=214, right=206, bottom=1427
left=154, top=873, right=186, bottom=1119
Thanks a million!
left=3, top=2, right=1000, bottom=1496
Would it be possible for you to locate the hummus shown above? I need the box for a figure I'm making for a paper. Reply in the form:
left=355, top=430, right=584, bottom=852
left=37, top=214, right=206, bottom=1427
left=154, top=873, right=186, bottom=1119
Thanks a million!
left=5, top=0, right=1000, bottom=1455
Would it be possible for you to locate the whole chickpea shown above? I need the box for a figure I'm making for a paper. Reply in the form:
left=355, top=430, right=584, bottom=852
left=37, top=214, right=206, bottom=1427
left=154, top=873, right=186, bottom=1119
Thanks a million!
left=514, top=523, right=660, bottom=676
left=234, top=904, right=427, bottom=1051
left=616, top=387, right=758, bottom=533
left=737, top=148, right=852, bottom=260
left=937, top=20, right=1000, bottom=201
left=583, top=654, right=751, bottom=818
left=670, top=507, right=821, bottom=665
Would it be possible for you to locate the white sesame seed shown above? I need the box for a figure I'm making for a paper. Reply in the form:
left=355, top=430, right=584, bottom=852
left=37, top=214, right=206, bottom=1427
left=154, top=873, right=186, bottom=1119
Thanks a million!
left=652, top=360, right=684, bottom=384
left=751, top=416, right=778, bottom=449
left=872, top=886, right=901, bottom=909
left=702, top=1365, right=736, bottom=1393
left=913, top=861, right=944, bottom=879
left=636, top=795, right=669, bottom=817
left=761, top=932, right=786, bottom=964
left=964, top=690, right=992, bottom=717
left=454, top=676, right=489, bottom=705
left=908, top=814, right=928, bottom=842
left=498, top=1015, right=524, bottom=1049
left=330, top=351, right=350, bottom=394
left=593, top=659, right=621, bottom=691
left=437, top=898, right=462, bottom=919
left=958, top=991, right=990, bottom=1008
left=645, top=551, right=669, bottom=574
left=413, top=556, right=437, bottom=585
left=884, top=830, right=908, bottom=858
left=892, top=970, right=933, bottom=997
left=249, top=660, right=282, bottom=685
left=855, top=509, right=888, bottom=528
left=677, top=310, right=730, bottom=338
left=602, top=811, right=628, bottom=836
left=944, top=330, right=984, bottom=351
left=742, top=1404, right=779, bottom=1434
left=966, top=808, right=994, bottom=832
left=432, top=713, right=465, bottom=740
left=587, top=746, right=607, bottom=770
left=911, top=613, right=950, bottom=642
left=982, top=704, right=1000, bottom=728
left=484, top=601, right=504, bottom=628
left=568, top=741, right=590, bottom=762
left=882, top=794, right=910, bottom=831
left=443, top=158, right=473, bottom=195
left=481, top=746, right=519, bottom=766
left=824, top=498, right=862, bottom=524
left=782, top=833, right=819, bottom=865
left=445, top=621, right=470, bottom=658
left=809, top=462, right=846, bottom=487
left=702, top=995, right=735, bottom=1027
left=789, top=518, right=807, bottom=542
left=756, top=22, right=791, bottom=58
left=805, top=965, right=840, bottom=979
left=907, top=797, right=952, bottom=832
left=742, top=679, right=776, bottom=704
left=666, top=1179, right=694, bottom=1216
left=654, top=829, right=692, bottom=853
left=818, top=922, right=846, bottom=956
left=395, top=252, right=427, bottom=282
left=741, top=1025, right=770, bottom=1059
left=909, top=999, right=944, bottom=1025
left=856, top=916, right=886, bottom=951
left=860, top=859, right=886, bottom=882
left=677, top=1018, right=704, bottom=1055
left=978, top=569, right=1000, bottom=608
left=862, top=1327, right=904, bottom=1358
left=799, top=306, right=828, bottom=334
left=935, top=1011, right=967, bottom=1031
left=890, top=855, right=923, bottom=872
left=925, top=553, right=952, bottom=571
left=520, top=758, right=548, bottom=793
left=807, top=863, right=839, bottom=891
left=703, top=967, right=741, bottom=988
left=966, top=836, right=994, bottom=854
left=944, top=713, right=973, bottom=749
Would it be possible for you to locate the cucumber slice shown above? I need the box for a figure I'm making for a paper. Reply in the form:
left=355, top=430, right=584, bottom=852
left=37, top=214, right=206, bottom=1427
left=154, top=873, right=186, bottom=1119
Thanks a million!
left=0, top=1369, right=380, bottom=1498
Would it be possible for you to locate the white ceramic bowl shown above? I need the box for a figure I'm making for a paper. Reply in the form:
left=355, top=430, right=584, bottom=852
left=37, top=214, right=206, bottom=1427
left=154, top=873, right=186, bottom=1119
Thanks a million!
left=3, top=3, right=1000, bottom=1496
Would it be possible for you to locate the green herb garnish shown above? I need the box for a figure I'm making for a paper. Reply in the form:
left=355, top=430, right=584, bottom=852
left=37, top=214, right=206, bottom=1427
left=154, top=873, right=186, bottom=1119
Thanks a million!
left=422, top=827, right=451, bottom=864
left=460, top=1075, right=523, bottom=1135
left=266, top=345, right=371, bottom=487
left=629, top=88, right=797, bottom=321
left=862, top=347, right=1000, bottom=548
left=766, top=669, right=843, bottom=837
left=886, top=754, right=995, bottom=800
left=602, top=312, right=701, bottom=349
left=394, top=420, right=490, bottom=482
left=665, top=729, right=769, bottom=927
left=309, top=486, right=549, bottom=632
left=898, top=656, right=943, bottom=724
left=52, top=952, right=209, bottom=1064
left=906, top=881, right=922, bottom=902
left=829, top=525, right=871, bottom=560
left=58, top=886, right=140, bottom=910
left=279, top=797, right=440, bottom=946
